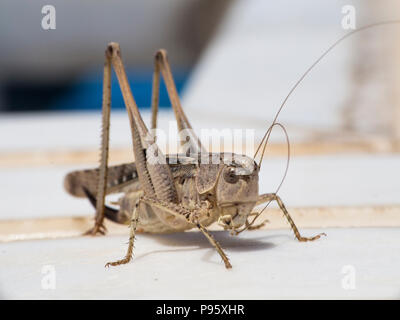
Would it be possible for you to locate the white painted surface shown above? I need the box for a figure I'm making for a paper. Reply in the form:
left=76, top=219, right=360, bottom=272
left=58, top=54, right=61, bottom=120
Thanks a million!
left=1, top=228, right=399, bottom=299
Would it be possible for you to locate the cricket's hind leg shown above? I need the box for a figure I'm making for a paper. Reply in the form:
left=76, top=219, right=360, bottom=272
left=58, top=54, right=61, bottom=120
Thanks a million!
left=150, top=49, right=205, bottom=155
left=86, top=45, right=204, bottom=236
left=83, top=48, right=113, bottom=236
left=257, top=193, right=326, bottom=242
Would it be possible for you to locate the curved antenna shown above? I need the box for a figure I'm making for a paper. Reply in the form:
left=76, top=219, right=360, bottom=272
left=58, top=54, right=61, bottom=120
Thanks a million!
left=240, top=20, right=400, bottom=234
left=235, top=122, right=290, bottom=234
left=254, top=20, right=400, bottom=167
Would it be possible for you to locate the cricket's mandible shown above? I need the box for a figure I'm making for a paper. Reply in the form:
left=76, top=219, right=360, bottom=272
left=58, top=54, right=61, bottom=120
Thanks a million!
left=64, top=43, right=325, bottom=269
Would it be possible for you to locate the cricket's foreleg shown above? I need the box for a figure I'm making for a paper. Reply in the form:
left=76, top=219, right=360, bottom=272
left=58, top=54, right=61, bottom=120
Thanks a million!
left=105, top=200, right=140, bottom=267
left=246, top=212, right=268, bottom=231
left=84, top=50, right=112, bottom=236
left=257, top=193, right=326, bottom=242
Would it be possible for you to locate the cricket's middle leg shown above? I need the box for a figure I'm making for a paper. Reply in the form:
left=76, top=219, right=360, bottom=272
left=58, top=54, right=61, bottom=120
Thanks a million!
left=197, top=223, right=232, bottom=269
left=141, top=196, right=232, bottom=269
left=105, top=200, right=140, bottom=267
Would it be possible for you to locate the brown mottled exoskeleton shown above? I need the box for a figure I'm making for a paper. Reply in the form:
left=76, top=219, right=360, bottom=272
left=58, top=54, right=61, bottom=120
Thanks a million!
left=64, top=43, right=324, bottom=269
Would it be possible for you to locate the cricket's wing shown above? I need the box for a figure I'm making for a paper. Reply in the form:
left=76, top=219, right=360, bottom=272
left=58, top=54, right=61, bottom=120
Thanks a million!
left=63, top=155, right=197, bottom=198
left=64, top=162, right=139, bottom=198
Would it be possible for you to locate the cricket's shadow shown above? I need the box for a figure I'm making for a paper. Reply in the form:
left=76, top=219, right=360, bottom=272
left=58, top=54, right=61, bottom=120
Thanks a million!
left=135, top=230, right=292, bottom=265
left=148, top=230, right=284, bottom=251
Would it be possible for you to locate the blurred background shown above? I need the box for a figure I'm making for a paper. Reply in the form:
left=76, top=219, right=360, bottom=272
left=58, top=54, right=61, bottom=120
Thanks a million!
left=0, top=0, right=400, bottom=146
left=1, top=0, right=400, bottom=299
left=0, top=0, right=229, bottom=112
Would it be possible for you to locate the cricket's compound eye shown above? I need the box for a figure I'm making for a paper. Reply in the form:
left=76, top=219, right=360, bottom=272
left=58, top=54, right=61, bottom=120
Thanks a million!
left=223, top=167, right=239, bottom=184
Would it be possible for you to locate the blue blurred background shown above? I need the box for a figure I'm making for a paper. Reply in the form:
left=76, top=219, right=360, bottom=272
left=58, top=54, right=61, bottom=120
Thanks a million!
left=0, top=0, right=230, bottom=112
left=50, top=69, right=189, bottom=111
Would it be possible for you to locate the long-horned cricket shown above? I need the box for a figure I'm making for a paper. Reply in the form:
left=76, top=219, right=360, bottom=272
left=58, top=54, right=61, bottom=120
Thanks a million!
left=67, top=22, right=400, bottom=269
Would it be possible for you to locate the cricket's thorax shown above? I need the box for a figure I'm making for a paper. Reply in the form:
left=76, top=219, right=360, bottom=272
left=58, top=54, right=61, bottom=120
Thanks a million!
left=133, top=174, right=220, bottom=233
left=118, top=158, right=218, bottom=234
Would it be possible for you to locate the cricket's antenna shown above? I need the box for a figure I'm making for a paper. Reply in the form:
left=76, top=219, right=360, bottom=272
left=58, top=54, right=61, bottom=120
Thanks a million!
left=235, top=122, right=290, bottom=235
left=240, top=20, right=400, bottom=234
left=254, top=20, right=400, bottom=168
left=256, top=122, right=290, bottom=222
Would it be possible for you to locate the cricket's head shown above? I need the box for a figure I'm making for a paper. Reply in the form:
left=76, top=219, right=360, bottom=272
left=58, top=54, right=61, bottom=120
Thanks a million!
left=214, top=154, right=259, bottom=232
